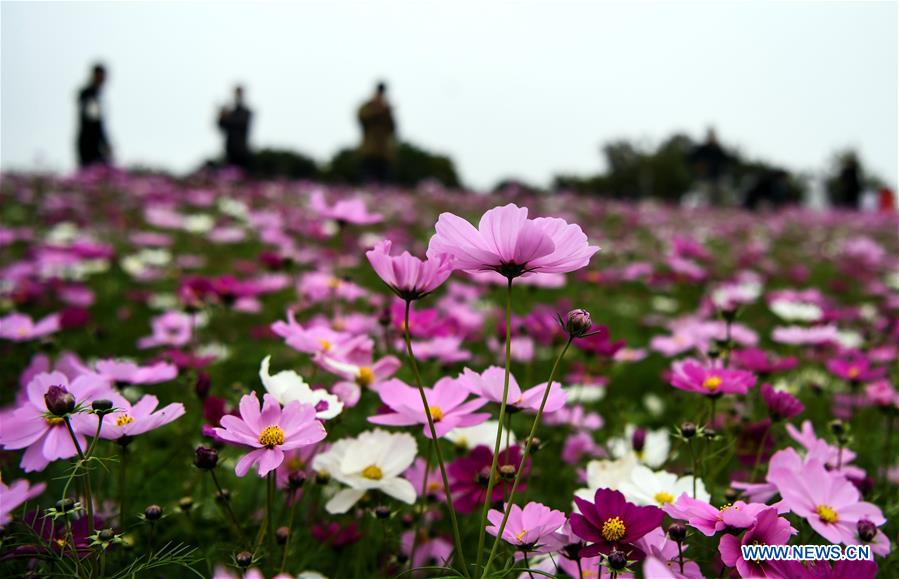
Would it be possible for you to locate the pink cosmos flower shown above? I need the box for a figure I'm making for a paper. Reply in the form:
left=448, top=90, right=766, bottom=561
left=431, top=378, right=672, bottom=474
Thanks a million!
left=865, top=380, right=899, bottom=408
left=768, top=460, right=886, bottom=548
left=426, top=203, right=599, bottom=279
left=400, top=530, right=452, bottom=572
left=93, top=359, right=178, bottom=385
left=458, top=366, right=567, bottom=413
left=369, top=378, right=490, bottom=438
left=663, top=493, right=776, bottom=536
left=213, top=393, right=327, bottom=477
left=403, top=457, right=446, bottom=502
left=768, top=559, right=877, bottom=579
left=272, top=310, right=373, bottom=363
left=138, top=311, right=196, bottom=349
left=320, top=355, right=402, bottom=407
left=826, top=351, right=887, bottom=383
left=0, top=312, right=61, bottom=342
left=97, top=393, right=185, bottom=440
left=718, top=507, right=796, bottom=579
left=486, top=502, right=566, bottom=552
left=772, top=324, right=839, bottom=346
left=310, top=190, right=383, bottom=225
left=366, top=240, right=454, bottom=300
left=785, top=421, right=865, bottom=479
left=0, top=372, right=110, bottom=472
left=1, top=478, right=46, bottom=525
left=731, top=347, right=798, bottom=375
left=669, top=359, right=756, bottom=397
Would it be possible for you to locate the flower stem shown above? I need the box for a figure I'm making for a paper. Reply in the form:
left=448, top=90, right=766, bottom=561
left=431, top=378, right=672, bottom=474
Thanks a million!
left=118, top=444, right=129, bottom=527
left=409, top=439, right=434, bottom=570
left=280, top=489, right=299, bottom=573
left=402, top=299, right=470, bottom=579
left=63, top=416, right=95, bottom=537
left=210, top=469, right=246, bottom=544
left=476, top=278, right=514, bottom=569
left=481, top=336, right=573, bottom=577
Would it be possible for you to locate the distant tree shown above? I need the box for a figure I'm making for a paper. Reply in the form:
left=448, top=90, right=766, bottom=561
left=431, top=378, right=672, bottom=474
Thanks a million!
left=251, top=148, right=320, bottom=180
left=325, top=142, right=461, bottom=188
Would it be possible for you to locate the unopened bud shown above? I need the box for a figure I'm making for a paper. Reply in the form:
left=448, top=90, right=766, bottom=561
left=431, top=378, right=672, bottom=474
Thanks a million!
left=276, top=526, right=290, bottom=544
left=667, top=523, right=687, bottom=542
left=44, top=385, right=75, bottom=416
left=564, top=309, right=593, bottom=337
left=144, top=505, right=163, bottom=521
left=235, top=551, right=253, bottom=568
left=857, top=519, right=877, bottom=542
left=194, top=446, right=219, bottom=470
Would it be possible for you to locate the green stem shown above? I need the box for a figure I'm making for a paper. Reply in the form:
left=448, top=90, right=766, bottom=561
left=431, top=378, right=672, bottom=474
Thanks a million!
left=482, top=337, right=573, bottom=577
left=63, top=417, right=95, bottom=537
left=409, top=439, right=434, bottom=570
left=476, top=278, right=514, bottom=569
left=211, top=469, right=246, bottom=543
left=280, top=489, right=299, bottom=573
left=118, top=445, right=128, bottom=527
left=403, top=299, right=470, bottom=579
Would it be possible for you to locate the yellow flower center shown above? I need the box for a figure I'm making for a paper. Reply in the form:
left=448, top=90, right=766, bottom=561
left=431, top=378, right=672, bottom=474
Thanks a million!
left=287, top=457, right=305, bottom=471
left=654, top=491, right=675, bottom=505
left=703, top=376, right=722, bottom=391
left=515, top=529, right=528, bottom=542
left=848, top=367, right=860, bottom=379
left=816, top=504, right=838, bottom=524
left=258, top=425, right=285, bottom=448
left=357, top=367, right=374, bottom=387
left=319, top=338, right=331, bottom=352
left=719, top=503, right=733, bottom=512
left=327, top=277, right=340, bottom=289
left=116, top=415, right=134, bottom=427
left=427, top=481, right=442, bottom=493
left=362, top=465, right=383, bottom=480
left=429, top=406, right=444, bottom=421
left=46, top=417, right=65, bottom=426
left=601, top=516, right=627, bottom=542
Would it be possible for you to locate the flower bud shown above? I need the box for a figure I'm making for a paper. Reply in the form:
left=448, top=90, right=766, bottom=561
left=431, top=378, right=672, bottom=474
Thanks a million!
left=98, top=529, right=115, bottom=542
left=288, top=471, right=307, bottom=490
left=631, top=428, right=647, bottom=453
left=829, top=419, right=848, bottom=438
left=857, top=519, right=877, bottom=542
left=564, top=309, right=593, bottom=337
left=499, top=465, right=516, bottom=481
left=44, top=385, right=75, bottom=416
left=194, top=446, right=219, bottom=470
left=235, top=551, right=253, bottom=568
left=276, top=526, right=290, bottom=544
left=144, top=505, right=163, bottom=521
left=373, top=505, right=392, bottom=519
left=667, top=523, right=687, bottom=542
left=178, top=497, right=194, bottom=512
left=608, top=549, right=628, bottom=571
left=680, top=422, right=697, bottom=439
left=92, top=399, right=114, bottom=415
left=194, top=372, right=211, bottom=400
left=56, top=498, right=76, bottom=512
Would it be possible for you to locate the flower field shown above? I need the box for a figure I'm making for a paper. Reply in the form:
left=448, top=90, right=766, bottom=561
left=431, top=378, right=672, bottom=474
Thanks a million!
left=1, top=169, right=898, bottom=578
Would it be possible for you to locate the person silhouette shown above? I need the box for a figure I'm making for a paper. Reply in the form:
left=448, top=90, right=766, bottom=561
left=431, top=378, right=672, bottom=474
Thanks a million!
left=357, top=81, right=396, bottom=183
left=76, top=63, right=112, bottom=168
left=217, top=85, right=253, bottom=171
left=689, top=128, right=731, bottom=206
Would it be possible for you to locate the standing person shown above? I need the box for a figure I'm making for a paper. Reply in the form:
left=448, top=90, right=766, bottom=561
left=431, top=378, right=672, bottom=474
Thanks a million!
left=217, top=85, right=253, bottom=171
left=834, top=154, right=862, bottom=209
left=357, top=81, right=396, bottom=184
left=76, top=63, right=112, bottom=169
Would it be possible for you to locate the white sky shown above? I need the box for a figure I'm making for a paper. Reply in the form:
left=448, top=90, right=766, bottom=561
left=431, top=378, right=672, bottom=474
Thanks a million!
left=2, top=1, right=897, bottom=189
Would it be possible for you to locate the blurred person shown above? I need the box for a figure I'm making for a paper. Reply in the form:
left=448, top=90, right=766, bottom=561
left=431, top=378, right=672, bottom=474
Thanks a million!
left=743, top=169, right=790, bottom=211
left=357, top=81, right=396, bottom=184
left=833, top=153, right=862, bottom=209
left=688, top=127, right=731, bottom=206
left=217, top=85, right=253, bottom=171
left=76, top=63, right=112, bottom=168
left=878, top=187, right=895, bottom=212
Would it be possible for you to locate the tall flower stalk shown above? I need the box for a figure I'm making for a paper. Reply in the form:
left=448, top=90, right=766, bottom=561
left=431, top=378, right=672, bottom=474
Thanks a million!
left=476, top=278, right=514, bottom=567
left=402, top=299, right=470, bottom=578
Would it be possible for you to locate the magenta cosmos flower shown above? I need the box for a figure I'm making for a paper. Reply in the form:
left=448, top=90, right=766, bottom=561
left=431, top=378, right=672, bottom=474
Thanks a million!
left=669, top=359, right=756, bottom=397
left=213, top=393, right=327, bottom=477
left=97, top=393, right=185, bottom=440
left=448, top=445, right=530, bottom=514
left=366, top=240, right=454, bottom=301
left=426, top=203, right=599, bottom=279
left=93, top=359, right=178, bottom=386
left=663, top=493, right=773, bottom=536
left=570, top=488, right=664, bottom=558
left=0, top=372, right=110, bottom=472
left=826, top=351, right=886, bottom=383
left=718, top=507, right=796, bottom=579
left=486, top=501, right=566, bottom=552
left=369, top=377, right=489, bottom=438
left=768, top=459, right=885, bottom=547
left=760, top=383, right=804, bottom=421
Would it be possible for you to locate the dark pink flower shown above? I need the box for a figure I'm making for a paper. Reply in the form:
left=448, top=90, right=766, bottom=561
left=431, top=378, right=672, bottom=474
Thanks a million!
left=570, top=488, right=664, bottom=558
left=669, top=359, right=756, bottom=397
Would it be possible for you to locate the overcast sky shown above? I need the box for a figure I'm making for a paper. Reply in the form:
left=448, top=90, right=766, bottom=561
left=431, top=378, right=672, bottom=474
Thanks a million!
left=2, top=1, right=896, bottom=189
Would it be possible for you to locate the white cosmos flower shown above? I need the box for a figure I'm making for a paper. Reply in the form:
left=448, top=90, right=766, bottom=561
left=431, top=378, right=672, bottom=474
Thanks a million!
left=619, top=464, right=710, bottom=506
left=312, top=429, right=417, bottom=514
left=566, top=384, right=606, bottom=403
left=573, top=455, right=638, bottom=504
left=608, top=425, right=670, bottom=468
left=770, top=300, right=822, bottom=323
left=259, top=356, right=343, bottom=420
left=445, top=421, right=513, bottom=450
